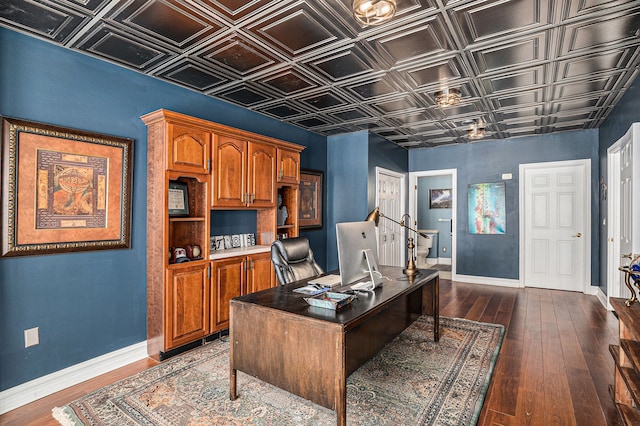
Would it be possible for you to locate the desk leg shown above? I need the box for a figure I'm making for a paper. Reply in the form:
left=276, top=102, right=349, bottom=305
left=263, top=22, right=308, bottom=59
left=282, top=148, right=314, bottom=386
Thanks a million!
left=230, top=368, right=237, bottom=400
left=337, top=373, right=347, bottom=426
left=433, top=276, right=439, bottom=342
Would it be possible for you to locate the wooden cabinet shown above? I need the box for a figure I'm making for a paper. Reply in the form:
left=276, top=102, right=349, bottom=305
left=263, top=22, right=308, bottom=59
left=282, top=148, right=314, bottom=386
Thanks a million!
left=142, top=110, right=212, bottom=360
left=142, top=108, right=302, bottom=360
left=277, top=148, right=300, bottom=184
left=211, top=252, right=275, bottom=331
left=166, top=263, right=210, bottom=349
left=610, top=298, right=640, bottom=424
left=211, top=135, right=276, bottom=208
left=167, top=123, right=210, bottom=174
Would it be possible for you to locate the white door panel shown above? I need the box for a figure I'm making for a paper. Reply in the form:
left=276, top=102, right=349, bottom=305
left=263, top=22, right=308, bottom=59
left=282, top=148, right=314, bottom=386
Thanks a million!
left=376, top=168, right=404, bottom=267
left=522, top=161, right=588, bottom=292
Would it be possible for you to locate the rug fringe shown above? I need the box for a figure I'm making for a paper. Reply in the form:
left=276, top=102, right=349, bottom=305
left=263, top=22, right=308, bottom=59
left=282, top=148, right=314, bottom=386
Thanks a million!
left=52, top=406, right=83, bottom=426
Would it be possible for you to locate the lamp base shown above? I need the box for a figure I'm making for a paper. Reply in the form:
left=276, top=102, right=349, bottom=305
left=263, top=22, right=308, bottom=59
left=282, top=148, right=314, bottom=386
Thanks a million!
left=403, top=237, right=420, bottom=276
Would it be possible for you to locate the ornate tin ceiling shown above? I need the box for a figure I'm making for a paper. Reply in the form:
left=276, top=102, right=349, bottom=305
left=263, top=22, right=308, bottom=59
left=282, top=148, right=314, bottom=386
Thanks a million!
left=1, top=0, right=639, bottom=148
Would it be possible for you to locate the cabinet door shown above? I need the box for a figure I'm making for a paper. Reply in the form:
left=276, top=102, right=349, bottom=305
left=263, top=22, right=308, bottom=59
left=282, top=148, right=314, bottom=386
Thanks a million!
left=247, top=142, right=276, bottom=207
left=212, top=135, right=246, bottom=207
left=166, top=263, right=210, bottom=349
left=277, top=148, right=300, bottom=184
left=211, top=257, right=246, bottom=331
left=168, top=124, right=210, bottom=174
left=247, top=252, right=275, bottom=293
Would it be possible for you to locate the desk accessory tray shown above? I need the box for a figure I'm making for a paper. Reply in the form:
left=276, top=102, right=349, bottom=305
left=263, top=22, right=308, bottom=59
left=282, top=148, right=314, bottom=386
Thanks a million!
left=304, top=292, right=356, bottom=310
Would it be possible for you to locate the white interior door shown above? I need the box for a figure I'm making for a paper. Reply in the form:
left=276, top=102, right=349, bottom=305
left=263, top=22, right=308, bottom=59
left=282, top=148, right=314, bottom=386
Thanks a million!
left=521, top=160, right=590, bottom=292
left=375, top=168, right=404, bottom=267
left=607, top=123, right=640, bottom=304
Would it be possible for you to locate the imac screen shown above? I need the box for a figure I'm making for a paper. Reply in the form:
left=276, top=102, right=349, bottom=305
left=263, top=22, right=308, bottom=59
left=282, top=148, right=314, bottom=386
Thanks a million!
left=336, top=221, right=379, bottom=286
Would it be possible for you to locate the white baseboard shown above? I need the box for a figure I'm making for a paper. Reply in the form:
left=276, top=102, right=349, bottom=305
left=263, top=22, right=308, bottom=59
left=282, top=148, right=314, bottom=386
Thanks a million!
left=437, top=257, right=451, bottom=265
left=596, top=287, right=613, bottom=310
left=452, top=273, right=522, bottom=288
left=0, top=341, right=148, bottom=415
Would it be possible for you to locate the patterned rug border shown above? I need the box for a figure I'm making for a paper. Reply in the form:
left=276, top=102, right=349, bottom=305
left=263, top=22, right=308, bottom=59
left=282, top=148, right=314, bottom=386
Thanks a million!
left=53, top=316, right=504, bottom=426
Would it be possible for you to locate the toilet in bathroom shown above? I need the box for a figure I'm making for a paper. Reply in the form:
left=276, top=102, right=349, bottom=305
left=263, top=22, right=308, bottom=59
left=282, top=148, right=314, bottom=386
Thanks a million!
left=415, top=231, right=434, bottom=268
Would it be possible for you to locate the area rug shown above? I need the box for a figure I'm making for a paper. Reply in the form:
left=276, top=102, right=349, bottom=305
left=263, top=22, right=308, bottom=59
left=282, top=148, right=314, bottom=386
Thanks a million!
left=53, top=316, right=503, bottom=425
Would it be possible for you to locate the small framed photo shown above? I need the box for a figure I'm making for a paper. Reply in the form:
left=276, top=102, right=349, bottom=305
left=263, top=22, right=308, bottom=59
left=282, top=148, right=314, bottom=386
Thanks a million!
left=429, top=188, right=452, bottom=209
left=168, top=181, right=189, bottom=217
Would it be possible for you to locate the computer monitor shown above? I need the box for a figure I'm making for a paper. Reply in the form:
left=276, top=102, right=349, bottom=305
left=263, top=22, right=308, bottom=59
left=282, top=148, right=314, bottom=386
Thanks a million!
left=336, top=221, right=381, bottom=287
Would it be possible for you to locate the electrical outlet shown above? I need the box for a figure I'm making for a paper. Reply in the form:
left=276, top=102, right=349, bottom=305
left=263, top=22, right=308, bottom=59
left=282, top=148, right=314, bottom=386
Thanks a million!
left=24, top=327, right=39, bottom=348
left=442, top=247, right=447, bottom=253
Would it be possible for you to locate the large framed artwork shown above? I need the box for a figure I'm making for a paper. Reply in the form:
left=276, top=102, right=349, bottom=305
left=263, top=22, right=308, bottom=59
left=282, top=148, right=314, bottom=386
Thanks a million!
left=299, top=169, right=323, bottom=230
left=468, top=182, right=506, bottom=235
left=1, top=117, right=134, bottom=257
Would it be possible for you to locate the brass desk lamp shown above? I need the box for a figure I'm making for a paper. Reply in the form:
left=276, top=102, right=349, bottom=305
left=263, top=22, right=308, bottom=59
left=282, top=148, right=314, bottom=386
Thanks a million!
left=366, top=207, right=429, bottom=276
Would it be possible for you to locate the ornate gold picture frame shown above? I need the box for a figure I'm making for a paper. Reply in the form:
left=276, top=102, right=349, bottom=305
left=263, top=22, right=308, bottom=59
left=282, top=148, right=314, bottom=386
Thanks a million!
left=299, top=169, right=323, bottom=230
left=1, top=117, right=133, bottom=257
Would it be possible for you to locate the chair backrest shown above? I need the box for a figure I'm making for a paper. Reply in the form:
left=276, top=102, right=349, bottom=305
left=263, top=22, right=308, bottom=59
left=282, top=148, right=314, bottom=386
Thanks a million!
left=270, top=237, right=324, bottom=285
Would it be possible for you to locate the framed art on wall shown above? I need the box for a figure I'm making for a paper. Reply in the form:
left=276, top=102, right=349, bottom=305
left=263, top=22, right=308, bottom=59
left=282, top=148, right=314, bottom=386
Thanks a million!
left=299, top=169, right=323, bottom=229
left=1, top=117, right=134, bottom=257
left=468, top=182, right=506, bottom=235
left=429, top=188, right=452, bottom=209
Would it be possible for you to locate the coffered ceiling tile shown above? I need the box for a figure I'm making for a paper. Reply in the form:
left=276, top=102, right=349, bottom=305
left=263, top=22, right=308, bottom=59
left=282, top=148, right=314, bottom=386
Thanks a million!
left=0, top=0, right=88, bottom=43
left=247, top=1, right=350, bottom=58
left=346, top=73, right=406, bottom=100
left=195, top=33, right=279, bottom=76
left=402, top=57, right=464, bottom=89
left=329, top=107, right=372, bottom=122
left=74, top=23, right=172, bottom=69
left=481, top=66, right=544, bottom=94
left=214, top=83, right=273, bottom=106
left=557, top=49, right=631, bottom=80
left=292, top=116, right=333, bottom=128
left=560, top=10, right=640, bottom=56
left=367, top=16, right=453, bottom=66
left=494, top=106, right=544, bottom=121
left=491, top=88, right=544, bottom=108
left=110, top=0, right=226, bottom=48
left=550, top=96, right=603, bottom=113
left=157, top=59, right=228, bottom=90
left=449, top=0, right=551, bottom=44
left=472, top=33, right=547, bottom=73
left=369, top=95, right=422, bottom=114
left=307, top=44, right=381, bottom=81
left=552, top=75, right=618, bottom=98
left=298, top=91, right=350, bottom=110
left=258, top=67, right=320, bottom=94
left=201, top=0, right=282, bottom=23
left=563, top=0, right=634, bottom=19
left=259, top=101, right=309, bottom=119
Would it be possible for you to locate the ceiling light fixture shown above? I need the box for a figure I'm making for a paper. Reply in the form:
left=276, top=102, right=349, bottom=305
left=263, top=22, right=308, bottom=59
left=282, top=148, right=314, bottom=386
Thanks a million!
left=467, top=118, right=486, bottom=140
left=353, top=0, right=396, bottom=26
left=434, top=88, right=461, bottom=107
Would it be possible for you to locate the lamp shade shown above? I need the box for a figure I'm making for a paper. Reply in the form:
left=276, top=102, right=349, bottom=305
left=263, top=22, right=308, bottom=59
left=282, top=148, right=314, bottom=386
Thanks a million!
left=365, top=207, right=380, bottom=225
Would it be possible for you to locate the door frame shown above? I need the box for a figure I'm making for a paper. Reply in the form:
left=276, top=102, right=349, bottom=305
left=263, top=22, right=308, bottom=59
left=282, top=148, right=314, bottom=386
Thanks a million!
left=606, top=123, right=640, bottom=308
left=408, top=169, right=457, bottom=279
left=374, top=167, right=407, bottom=267
left=519, top=159, right=591, bottom=293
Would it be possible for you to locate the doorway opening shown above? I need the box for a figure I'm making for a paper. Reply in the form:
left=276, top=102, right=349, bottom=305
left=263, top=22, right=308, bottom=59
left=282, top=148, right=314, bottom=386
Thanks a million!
left=409, top=169, right=457, bottom=280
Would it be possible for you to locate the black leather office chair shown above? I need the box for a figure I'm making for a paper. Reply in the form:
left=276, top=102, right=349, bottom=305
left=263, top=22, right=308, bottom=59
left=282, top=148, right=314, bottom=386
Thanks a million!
left=271, top=237, right=323, bottom=285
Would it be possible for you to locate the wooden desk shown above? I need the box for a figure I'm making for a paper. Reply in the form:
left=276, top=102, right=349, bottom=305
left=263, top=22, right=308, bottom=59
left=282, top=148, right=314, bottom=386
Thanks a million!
left=229, top=266, right=439, bottom=426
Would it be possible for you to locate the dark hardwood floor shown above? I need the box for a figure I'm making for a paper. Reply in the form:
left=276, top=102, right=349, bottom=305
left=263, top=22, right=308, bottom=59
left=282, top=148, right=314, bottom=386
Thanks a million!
left=0, top=279, right=624, bottom=425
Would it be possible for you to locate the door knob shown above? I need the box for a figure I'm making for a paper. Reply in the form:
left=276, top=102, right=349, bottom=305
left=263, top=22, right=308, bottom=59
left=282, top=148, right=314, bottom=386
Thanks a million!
left=574, top=233, right=582, bottom=238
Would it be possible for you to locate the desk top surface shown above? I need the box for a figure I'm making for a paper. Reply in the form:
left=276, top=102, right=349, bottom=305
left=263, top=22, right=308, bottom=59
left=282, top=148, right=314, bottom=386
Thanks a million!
left=232, top=265, right=438, bottom=326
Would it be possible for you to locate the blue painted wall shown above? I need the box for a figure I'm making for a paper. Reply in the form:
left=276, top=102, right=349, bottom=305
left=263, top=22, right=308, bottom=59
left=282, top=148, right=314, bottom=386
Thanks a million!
left=409, top=131, right=599, bottom=281
left=326, top=131, right=370, bottom=271
left=0, top=27, right=325, bottom=391
left=597, top=77, right=640, bottom=293
left=417, top=176, right=453, bottom=259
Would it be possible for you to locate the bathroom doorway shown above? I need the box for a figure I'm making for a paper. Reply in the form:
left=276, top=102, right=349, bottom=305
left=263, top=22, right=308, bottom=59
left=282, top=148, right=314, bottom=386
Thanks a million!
left=409, top=169, right=457, bottom=280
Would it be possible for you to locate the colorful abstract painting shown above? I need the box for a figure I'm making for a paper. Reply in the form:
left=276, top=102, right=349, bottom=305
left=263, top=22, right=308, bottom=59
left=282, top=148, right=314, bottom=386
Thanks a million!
left=468, top=182, right=506, bottom=234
